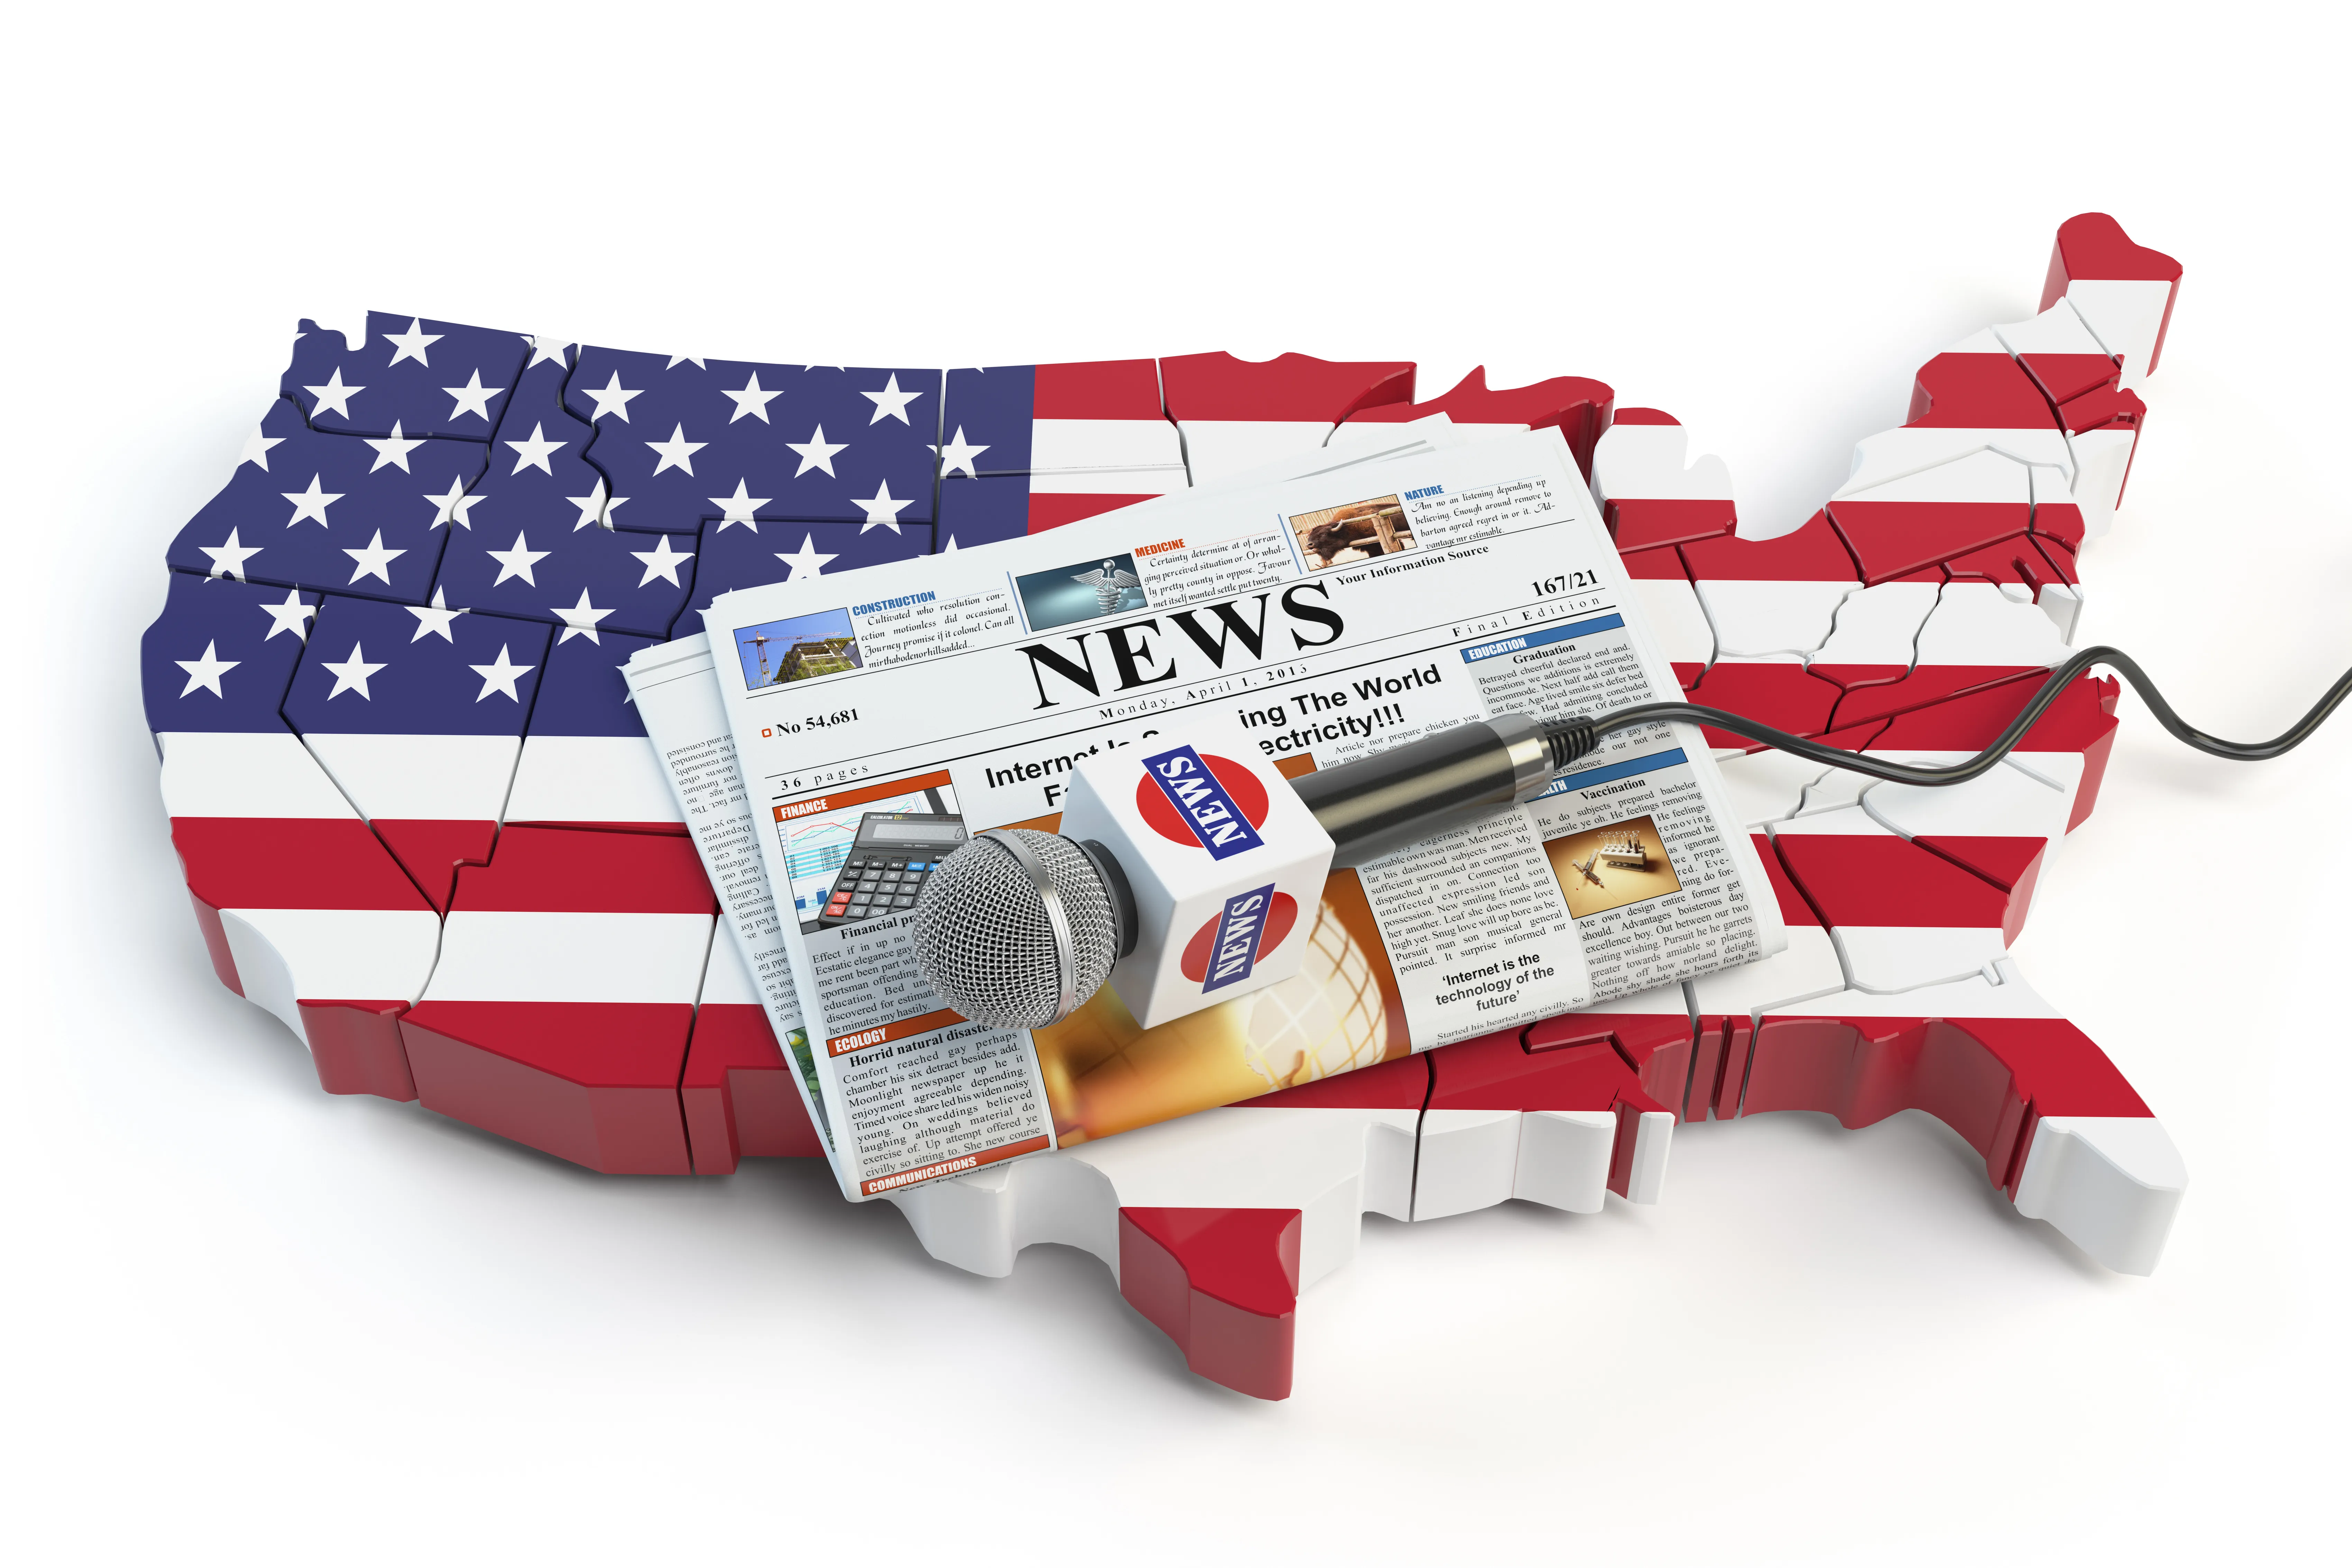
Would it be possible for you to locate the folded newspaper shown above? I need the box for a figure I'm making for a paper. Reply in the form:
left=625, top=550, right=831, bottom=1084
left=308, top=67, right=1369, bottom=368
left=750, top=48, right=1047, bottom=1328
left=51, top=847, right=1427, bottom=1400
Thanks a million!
left=625, top=425, right=1786, bottom=1200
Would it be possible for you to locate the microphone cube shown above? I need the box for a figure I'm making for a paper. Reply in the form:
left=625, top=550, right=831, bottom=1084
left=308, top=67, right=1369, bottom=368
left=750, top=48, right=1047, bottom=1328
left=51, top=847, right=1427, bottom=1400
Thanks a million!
left=1059, top=728, right=1336, bottom=1032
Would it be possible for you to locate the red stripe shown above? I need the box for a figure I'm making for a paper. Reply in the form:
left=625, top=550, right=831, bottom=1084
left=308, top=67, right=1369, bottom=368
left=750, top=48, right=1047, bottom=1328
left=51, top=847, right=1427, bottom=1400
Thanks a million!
left=2046, top=212, right=2182, bottom=287
left=1681, top=661, right=1843, bottom=744
left=1827, top=501, right=2034, bottom=585
left=373, top=818, right=496, bottom=913
left=2017, top=351, right=2119, bottom=407
left=1751, top=833, right=1821, bottom=925
left=1680, top=512, right=1857, bottom=581
left=1158, top=351, right=1413, bottom=422
left=1029, top=358, right=1165, bottom=419
left=401, top=1001, right=692, bottom=1175
left=1026, top=492, right=1149, bottom=532
left=171, top=817, right=432, bottom=912
left=1771, top=832, right=2016, bottom=929
left=1816, top=664, right=2040, bottom=732
left=1620, top=543, right=1689, bottom=580
left=680, top=1004, right=823, bottom=1172
left=404, top=999, right=696, bottom=1086
left=449, top=823, right=716, bottom=915
left=2059, top=384, right=2143, bottom=435
left=296, top=1000, right=416, bottom=1101
left=1868, top=671, right=2117, bottom=753
left=1906, top=352, right=2061, bottom=428
left=1119, top=1207, right=1298, bottom=1400
left=1341, top=368, right=1614, bottom=475
left=1740, top=1011, right=2150, bottom=1196
left=1609, top=497, right=1736, bottom=550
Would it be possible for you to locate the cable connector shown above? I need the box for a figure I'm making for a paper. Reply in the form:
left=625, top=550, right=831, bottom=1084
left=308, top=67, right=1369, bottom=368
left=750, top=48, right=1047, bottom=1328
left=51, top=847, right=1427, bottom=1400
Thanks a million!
left=1541, top=717, right=1599, bottom=773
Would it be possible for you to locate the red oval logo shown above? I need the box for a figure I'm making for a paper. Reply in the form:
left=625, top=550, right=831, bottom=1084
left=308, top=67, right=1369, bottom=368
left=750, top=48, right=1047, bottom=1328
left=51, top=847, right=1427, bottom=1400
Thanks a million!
left=1135, top=753, right=1270, bottom=849
left=1178, top=891, right=1299, bottom=982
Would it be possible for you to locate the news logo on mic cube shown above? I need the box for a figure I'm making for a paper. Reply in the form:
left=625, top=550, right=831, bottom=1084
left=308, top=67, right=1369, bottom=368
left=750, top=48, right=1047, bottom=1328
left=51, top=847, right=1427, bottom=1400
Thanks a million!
left=1059, top=725, right=1334, bottom=1031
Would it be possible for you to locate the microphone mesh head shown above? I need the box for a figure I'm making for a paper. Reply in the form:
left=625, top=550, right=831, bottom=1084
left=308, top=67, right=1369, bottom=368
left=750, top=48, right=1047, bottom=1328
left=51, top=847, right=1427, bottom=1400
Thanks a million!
left=910, top=830, right=1122, bottom=1029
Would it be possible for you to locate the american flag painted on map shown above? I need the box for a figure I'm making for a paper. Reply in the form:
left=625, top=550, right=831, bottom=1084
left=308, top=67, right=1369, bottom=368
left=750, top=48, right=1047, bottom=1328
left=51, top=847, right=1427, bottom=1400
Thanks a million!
left=140, top=214, right=2188, bottom=1399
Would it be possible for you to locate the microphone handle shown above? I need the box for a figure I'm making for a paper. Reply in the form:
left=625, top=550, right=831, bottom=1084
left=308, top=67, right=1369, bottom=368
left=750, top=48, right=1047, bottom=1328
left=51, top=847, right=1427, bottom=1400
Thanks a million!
left=1286, top=714, right=1557, bottom=868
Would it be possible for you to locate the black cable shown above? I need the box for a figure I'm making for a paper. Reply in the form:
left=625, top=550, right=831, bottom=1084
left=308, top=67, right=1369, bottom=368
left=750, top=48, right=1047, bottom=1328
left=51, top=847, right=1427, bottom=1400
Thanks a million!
left=1543, top=645, right=2352, bottom=788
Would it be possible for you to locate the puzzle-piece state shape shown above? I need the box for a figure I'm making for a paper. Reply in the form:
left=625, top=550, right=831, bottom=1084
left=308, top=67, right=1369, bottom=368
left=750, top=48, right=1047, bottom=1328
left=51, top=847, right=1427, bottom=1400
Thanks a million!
left=281, top=311, right=530, bottom=441
left=504, top=629, right=684, bottom=832
left=139, top=213, right=2199, bottom=1401
left=1414, top=985, right=1684, bottom=1218
left=1771, top=806, right=2015, bottom=989
left=889, top=1051, right=1430, bottom=1399
left=1868, top=673, right=2121, bottom=832
left=1682, top=511, right=1861, bottom=661
left=1685, top=851, right=1850, bottom=1121
left=942, top=360, right=1184, bottom=478
left=1590, top=408, right=1738, bottom=551
left=167, top=396, right=472, bottom=606
left=2041, top=212, right=2182, bottom=395
left=1676, top=658, right=1846, bottom=750
left=681, top=516, right=934, bottom=637
left=567, top=348, right=940, bottom=533
left=430, top=345, right=699, bottom=637
left=400, top=825, right=717, bottom=1174
left=1993, top=295, right=2146, bottom=529
left=681, top=932, right=824, bottom=1174
left=1809, top=579, right=1942, bottom=669
left=143, top=571, right=439, bottom=1100
left=282, top=594, right=550, bottom=911
left=1910, top=579, right=2070, bottom=667
left=1327, top=366, right=1615, bottom=478
left=1740, top=964, right=2181, bottom=1274
left=1615, top=538, right=1717, bottom=667
left=1157, top=351, right=1413, bottom=483
left=930, top=360, right=1185, bottom=546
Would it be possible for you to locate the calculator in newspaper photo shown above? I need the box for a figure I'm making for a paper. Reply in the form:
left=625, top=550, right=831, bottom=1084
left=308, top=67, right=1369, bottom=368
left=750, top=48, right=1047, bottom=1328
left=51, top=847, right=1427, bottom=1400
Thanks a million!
left=817, top=812, right=968, bottom=927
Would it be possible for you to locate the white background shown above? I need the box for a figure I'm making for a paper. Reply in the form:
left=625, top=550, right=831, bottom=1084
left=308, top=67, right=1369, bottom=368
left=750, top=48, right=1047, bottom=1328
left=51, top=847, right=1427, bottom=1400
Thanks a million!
left=7, top=4, right=2347, bottom=1562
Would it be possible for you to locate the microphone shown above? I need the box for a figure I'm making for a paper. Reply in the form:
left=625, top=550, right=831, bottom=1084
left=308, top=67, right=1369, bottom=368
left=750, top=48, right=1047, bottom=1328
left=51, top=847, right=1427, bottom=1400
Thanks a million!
left=911, top=713, right=1575, bottom=1031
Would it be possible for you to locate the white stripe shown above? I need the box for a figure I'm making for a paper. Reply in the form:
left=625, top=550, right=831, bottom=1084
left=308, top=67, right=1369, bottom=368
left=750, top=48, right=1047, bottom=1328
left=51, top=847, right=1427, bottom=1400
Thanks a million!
left=1772, top=803, right=1890, bottom=837
left=1513, top=1108, right=1617, bottom=1215
left=2012, top=1115, right=2184, bottom=1275
left=1628, top=576, right=1715, bottom=664
left=1174, top=420, right=1333, bottom=484
left=1994, top=301, right=2112, bottom=359
left=1836, top=428, right=2068, bottom=498
left=1863, top=754, right=2074, bottom=843
left=1026, top=417, right=1184, bottom=473
left=301, top=732, right=520, bottom=823
left=1688, top=925, right=1845, bottom=1016
left=698, top=921, right=761, bottom=1006
left=159, top=730, right=360, bottom=820
left=1914, top=582, right=2070, bottom=665
left=2069, top=425, right=2137, bottom=518
left=2060, top=278, right=2174, bottom=390
left=505, top=734, right=683, bottom=827
left=1024, top=465, right=1187, bottom=497
left=1813, top=581, right=1940, bottom=663
left=424, top=910, right=713, bottom=1003
left=1833, top=926, right=2009, bottom=993
left=1067, top=1106, right=1419, bottom=1288
left=220, top=907, right=443, bottom=1036
left=1763, top=959, right=2057, bottom=1020
left=1412, top=1109, right=1523, bottom=1220
left=1624, top=1110, right=1672, bottom=1204
left=1695, top=579, right=1856, bottom=657
left=1593, top=421, right=1733, bottom=503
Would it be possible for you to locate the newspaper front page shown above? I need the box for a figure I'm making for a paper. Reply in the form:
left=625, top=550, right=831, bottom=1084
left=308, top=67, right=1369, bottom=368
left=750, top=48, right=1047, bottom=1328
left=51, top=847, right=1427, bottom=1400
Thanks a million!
left=700, top=428, right=1784, bottom=1199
